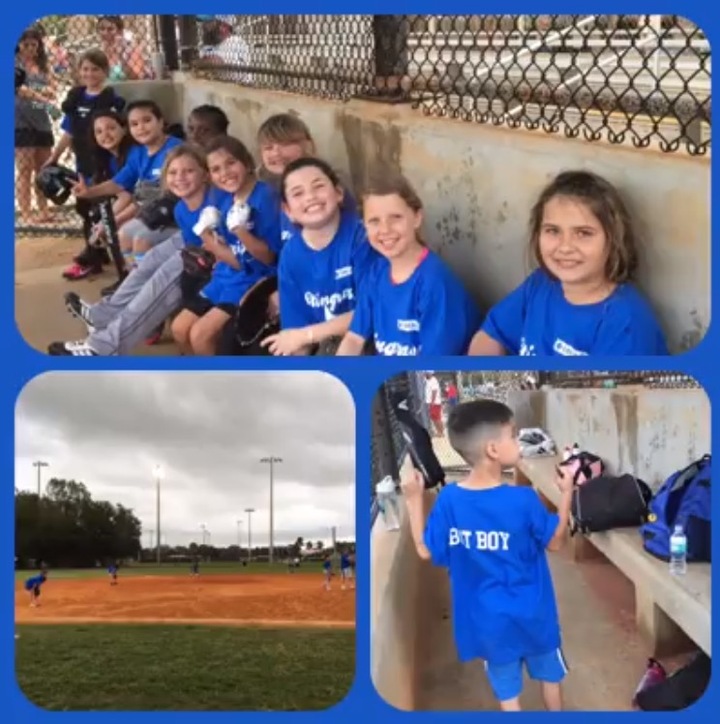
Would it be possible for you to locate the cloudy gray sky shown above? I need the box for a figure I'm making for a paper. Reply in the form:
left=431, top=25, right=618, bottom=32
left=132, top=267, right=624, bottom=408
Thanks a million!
left=15, top=372, right=355, bottom=548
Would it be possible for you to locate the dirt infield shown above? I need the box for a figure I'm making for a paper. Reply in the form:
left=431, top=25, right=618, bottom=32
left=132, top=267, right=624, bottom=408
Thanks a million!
left=15, top=574, right=355, bottom=628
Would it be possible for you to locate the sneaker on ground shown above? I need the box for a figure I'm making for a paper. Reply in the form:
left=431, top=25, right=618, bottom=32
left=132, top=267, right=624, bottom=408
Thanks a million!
left=47, top=340, right=99, bottom=356
left=64, top=292, right=95, bottom=333
left=62, top=262, right=102, bottom=281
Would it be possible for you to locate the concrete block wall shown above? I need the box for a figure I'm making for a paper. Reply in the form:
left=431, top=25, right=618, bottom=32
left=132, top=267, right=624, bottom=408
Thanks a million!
left=520, top=388, right=711, bottom=489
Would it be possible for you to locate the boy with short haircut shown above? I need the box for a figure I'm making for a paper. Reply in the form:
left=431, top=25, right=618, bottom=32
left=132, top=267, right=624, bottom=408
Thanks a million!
left=401, top=399, right=573, bottom=712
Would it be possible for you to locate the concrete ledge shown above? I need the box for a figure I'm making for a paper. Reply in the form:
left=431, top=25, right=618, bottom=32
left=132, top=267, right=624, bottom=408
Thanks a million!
left=371, top=455, right=422, bottom=711
left=516, top=456, right=711, bottom=655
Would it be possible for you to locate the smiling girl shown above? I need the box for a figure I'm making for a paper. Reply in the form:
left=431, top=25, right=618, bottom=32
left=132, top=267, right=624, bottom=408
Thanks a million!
left=171, top=136, right=281, bottom=355
left=337, top=173, right=481, bottom=356
left=261, top=157, right=379, bottom=356
left=468, top=171, right=668, bottom=356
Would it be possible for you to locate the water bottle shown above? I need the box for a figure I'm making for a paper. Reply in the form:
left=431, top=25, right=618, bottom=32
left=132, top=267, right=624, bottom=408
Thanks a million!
left=375, top=476, right=401, bottom=532
left=669, top=524, right=687, bottom=575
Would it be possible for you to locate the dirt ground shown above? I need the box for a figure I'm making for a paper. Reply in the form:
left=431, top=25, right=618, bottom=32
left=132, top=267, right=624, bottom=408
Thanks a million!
left=15, top=574, right=355, bottom=628
left=15, top=234, right=177, bottom=355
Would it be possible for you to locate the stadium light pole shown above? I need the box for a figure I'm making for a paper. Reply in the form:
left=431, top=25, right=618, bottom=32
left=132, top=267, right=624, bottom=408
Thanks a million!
left=154, top=465, right=164, bottom=565
left=32, top=460, right=49, bottom=497
left=245, top=508, right=255, bottom=563
left=260, top=456, right=282, bottom=565
left=236, top=519, right=242, bottom=560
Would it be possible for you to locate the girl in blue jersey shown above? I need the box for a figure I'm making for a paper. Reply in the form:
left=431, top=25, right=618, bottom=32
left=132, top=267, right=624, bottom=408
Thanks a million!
left=63, top=108, right=135, bottom=280
left=469, top=170, right=668, bottom=356
left=337, top=174, right=482, bottom=356
left=171, top=136, right=281, bottom=355
left=260, top=158, right=379, bottom=356
left=73, top=100, right=183, bottom=271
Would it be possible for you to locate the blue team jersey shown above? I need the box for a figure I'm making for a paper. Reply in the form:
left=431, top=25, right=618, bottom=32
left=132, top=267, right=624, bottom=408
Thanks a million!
left=108, top=565, right=118, bottom=574
left=25, top=574, right=46, bottom=589
left=323, top=560, right=332, bottom=571
left=112, top=135, right=183, bottom=192
left=340, top=554, right=350, bottom=570
left=424, top=483, right=561, bottom=666
left=173, top=187, right=233, bottom=248
left=200, top=182, right=282, bottom=306
left=349, top=249, right=482, bottom=356
left=481, top=268, right=668, bottom=356
left=278, top=210, right=379, bottom=329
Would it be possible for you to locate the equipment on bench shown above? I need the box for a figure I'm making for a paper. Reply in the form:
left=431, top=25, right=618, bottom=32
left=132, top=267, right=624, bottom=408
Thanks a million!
left=35, top=164, right=78, bottom=206
left=559, top=450, right=605, bottom=486
left=641, top=454, right=711, bottom=563
left=570, top=474, right=653, bottom=535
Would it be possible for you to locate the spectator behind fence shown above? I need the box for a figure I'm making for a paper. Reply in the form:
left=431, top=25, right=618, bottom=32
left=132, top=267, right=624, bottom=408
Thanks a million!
left=171, top=136, right=281, bottom=355
left=198, top=16, right=253, bottom=84
left=401, top=399, right=575, bottom=711
left=468, top=171, right=669, bottom=356
left=15, top=27, right=58, bottom=224
left=336, top=173, right=481, bottom=356
left=261, top=157, right=380, bottom=356
left=96, top=15, right=147, bottom=81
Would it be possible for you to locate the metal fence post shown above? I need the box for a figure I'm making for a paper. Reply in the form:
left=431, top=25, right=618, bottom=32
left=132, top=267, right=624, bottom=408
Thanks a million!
left=372, top=15, right=409, bottom=94
left=178, top=15, right=199, bottom=69
left=157, top=16, right=179, bottom=71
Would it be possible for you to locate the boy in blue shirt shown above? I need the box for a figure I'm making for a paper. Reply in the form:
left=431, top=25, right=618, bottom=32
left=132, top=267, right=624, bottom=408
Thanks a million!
left=339, top=550, right=354, bottom=590
left=402, top=399, right=574, bottom=711
left=108, top=562, right=119, bottom=585
left=322, top=555, right=332, bottom=591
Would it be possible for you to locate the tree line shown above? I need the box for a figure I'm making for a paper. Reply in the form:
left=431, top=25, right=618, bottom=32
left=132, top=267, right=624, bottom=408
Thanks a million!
left=15, top=478, right=142, bottom=568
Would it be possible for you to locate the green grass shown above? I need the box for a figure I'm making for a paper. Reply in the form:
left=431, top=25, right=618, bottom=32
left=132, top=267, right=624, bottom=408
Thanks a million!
left=16, top=624, right=355, bottom=711
left=15, top=561, right=323, bottom=581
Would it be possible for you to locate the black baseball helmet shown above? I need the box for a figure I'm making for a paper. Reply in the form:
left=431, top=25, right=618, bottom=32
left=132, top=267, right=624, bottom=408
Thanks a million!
left=15, top=65, right=26, bottom=91
left=35, top=165, right=79, bottom=205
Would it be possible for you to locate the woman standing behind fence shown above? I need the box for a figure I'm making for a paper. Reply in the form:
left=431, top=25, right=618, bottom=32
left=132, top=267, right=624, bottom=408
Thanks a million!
left=468, top=170, right=669, bottom=356
left=95, top=15, right=147, bottom=81
left=15, top=27, right=58, bottom=225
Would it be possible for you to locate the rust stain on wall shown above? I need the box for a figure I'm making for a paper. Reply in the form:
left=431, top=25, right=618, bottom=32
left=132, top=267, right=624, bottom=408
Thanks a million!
left=611, top=393, right=638, bottom=473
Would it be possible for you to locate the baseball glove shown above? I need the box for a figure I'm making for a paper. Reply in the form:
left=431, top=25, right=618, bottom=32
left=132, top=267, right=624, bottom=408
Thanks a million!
left=234, top=275, right=280, bottom=349
left=139, top=193, right=179, bottom=230
left=181, top=246, right=216, bottom=278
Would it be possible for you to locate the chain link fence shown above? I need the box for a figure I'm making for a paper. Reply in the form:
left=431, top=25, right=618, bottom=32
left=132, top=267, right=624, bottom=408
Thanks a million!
left=371, top=370, right=703, bottom=490
left=190, top=14, right=710, bottom=156
left=15, top=16, right=159, bottom=237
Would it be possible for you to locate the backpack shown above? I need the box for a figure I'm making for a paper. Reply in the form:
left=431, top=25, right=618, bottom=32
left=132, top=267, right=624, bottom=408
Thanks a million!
left=640, top=455, right=711, bottom=562
left=635, top=652, right=711, bottom=711
left=392, top=397, right=446, bottom=490
left=559, top=451, right=605, bottom=486
left=571, top=474, right=653, bottom=535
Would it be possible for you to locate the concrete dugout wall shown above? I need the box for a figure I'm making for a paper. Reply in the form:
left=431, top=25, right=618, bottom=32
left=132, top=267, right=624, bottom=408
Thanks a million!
left=509, top=387, right=710, bottom=488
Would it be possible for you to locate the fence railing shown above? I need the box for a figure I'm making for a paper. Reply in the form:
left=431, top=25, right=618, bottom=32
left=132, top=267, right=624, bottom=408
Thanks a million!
left=189, top=14, right=710, bottom=156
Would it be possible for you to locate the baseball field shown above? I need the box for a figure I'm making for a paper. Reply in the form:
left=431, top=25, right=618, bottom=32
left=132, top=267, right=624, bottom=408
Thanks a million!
left=15, top=562, right=356, bottom=710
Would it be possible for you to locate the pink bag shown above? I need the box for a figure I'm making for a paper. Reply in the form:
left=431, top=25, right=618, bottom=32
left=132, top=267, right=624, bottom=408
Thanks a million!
left=559, top=451, right=605, bottom=486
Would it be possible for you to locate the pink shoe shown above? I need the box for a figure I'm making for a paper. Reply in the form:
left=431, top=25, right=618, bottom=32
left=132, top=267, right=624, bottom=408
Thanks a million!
left=63, top=263, right=99, bottom=280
